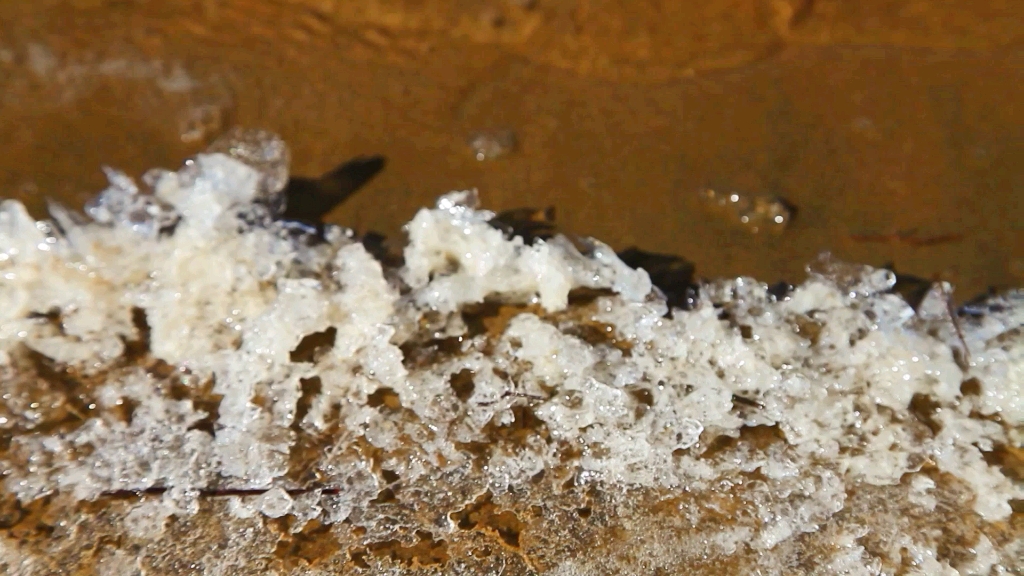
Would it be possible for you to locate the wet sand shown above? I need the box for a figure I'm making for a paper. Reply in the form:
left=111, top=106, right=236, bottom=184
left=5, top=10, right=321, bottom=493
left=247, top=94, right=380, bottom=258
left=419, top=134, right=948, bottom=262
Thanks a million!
left=0, top=0, right=1021, bottom=298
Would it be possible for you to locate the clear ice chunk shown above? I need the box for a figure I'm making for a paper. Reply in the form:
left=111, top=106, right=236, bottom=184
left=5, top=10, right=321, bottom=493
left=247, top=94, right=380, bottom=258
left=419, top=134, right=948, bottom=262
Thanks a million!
left=467, top=129, right=517, bottom=161
left=0, top=200, right=47, bottom=265
left=256, top=486, right=294, bottom=518
left=205, top=127, right=291, bottom=214
left=83, top=167, right=180, bottom=237
left=806, top=252, right=896, bottom=298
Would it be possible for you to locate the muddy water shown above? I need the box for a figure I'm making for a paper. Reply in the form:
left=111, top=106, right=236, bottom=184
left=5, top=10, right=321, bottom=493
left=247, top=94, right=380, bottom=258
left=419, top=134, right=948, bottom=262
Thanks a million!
left=0, top=0, right=1021, bottom=299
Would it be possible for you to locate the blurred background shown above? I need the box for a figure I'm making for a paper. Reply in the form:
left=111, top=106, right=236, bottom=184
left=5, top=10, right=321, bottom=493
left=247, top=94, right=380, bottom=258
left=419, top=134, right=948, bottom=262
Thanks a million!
left=0, top=0, right=1021, bottom=298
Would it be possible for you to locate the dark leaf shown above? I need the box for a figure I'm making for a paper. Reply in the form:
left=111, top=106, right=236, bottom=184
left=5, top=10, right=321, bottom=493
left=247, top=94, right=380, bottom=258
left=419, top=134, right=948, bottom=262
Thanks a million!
left=281, top=155, right=386, bottom=224
left=491, top=206, right=557, bottom=244
left=617, top=247, right=699, bottom=311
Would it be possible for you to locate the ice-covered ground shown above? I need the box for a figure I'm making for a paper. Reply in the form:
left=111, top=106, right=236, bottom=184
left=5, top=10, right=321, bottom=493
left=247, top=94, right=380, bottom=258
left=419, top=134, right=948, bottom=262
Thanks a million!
left=0, top=131, right=1020, bottom=575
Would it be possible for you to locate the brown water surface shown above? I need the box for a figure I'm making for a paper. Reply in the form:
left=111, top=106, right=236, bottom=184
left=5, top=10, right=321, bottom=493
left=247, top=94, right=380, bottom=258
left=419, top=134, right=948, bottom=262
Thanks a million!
left=0, top=0, right=1021, bottom=298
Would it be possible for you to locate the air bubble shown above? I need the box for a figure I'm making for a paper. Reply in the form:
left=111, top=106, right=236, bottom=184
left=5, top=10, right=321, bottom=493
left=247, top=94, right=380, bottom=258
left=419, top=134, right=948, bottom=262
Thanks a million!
left=699, top=188, right=793, bottom=234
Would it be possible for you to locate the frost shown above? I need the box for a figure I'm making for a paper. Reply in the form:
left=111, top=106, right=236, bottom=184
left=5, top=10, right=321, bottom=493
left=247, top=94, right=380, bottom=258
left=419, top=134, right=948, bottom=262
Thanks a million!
left=402, top=191, right=651, bottom=313
left=123, top=497, right=176, bottom=540
left=908, top=475, right=937, bottom=511
left=0, top=133, right=1020, bottom=574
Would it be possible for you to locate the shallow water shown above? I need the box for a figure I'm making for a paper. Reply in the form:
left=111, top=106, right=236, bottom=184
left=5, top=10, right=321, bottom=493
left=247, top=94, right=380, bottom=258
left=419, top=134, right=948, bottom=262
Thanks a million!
left=0, top=0, right=1021, bottom=298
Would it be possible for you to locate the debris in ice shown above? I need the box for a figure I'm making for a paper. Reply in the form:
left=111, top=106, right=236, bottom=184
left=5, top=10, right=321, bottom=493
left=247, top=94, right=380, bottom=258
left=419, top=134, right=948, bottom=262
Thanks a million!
left=0, top=130, right=1019, bottom=575
left=699, top=187, right=793, bottom=233
left=467, top=129, right=517, bottom=160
